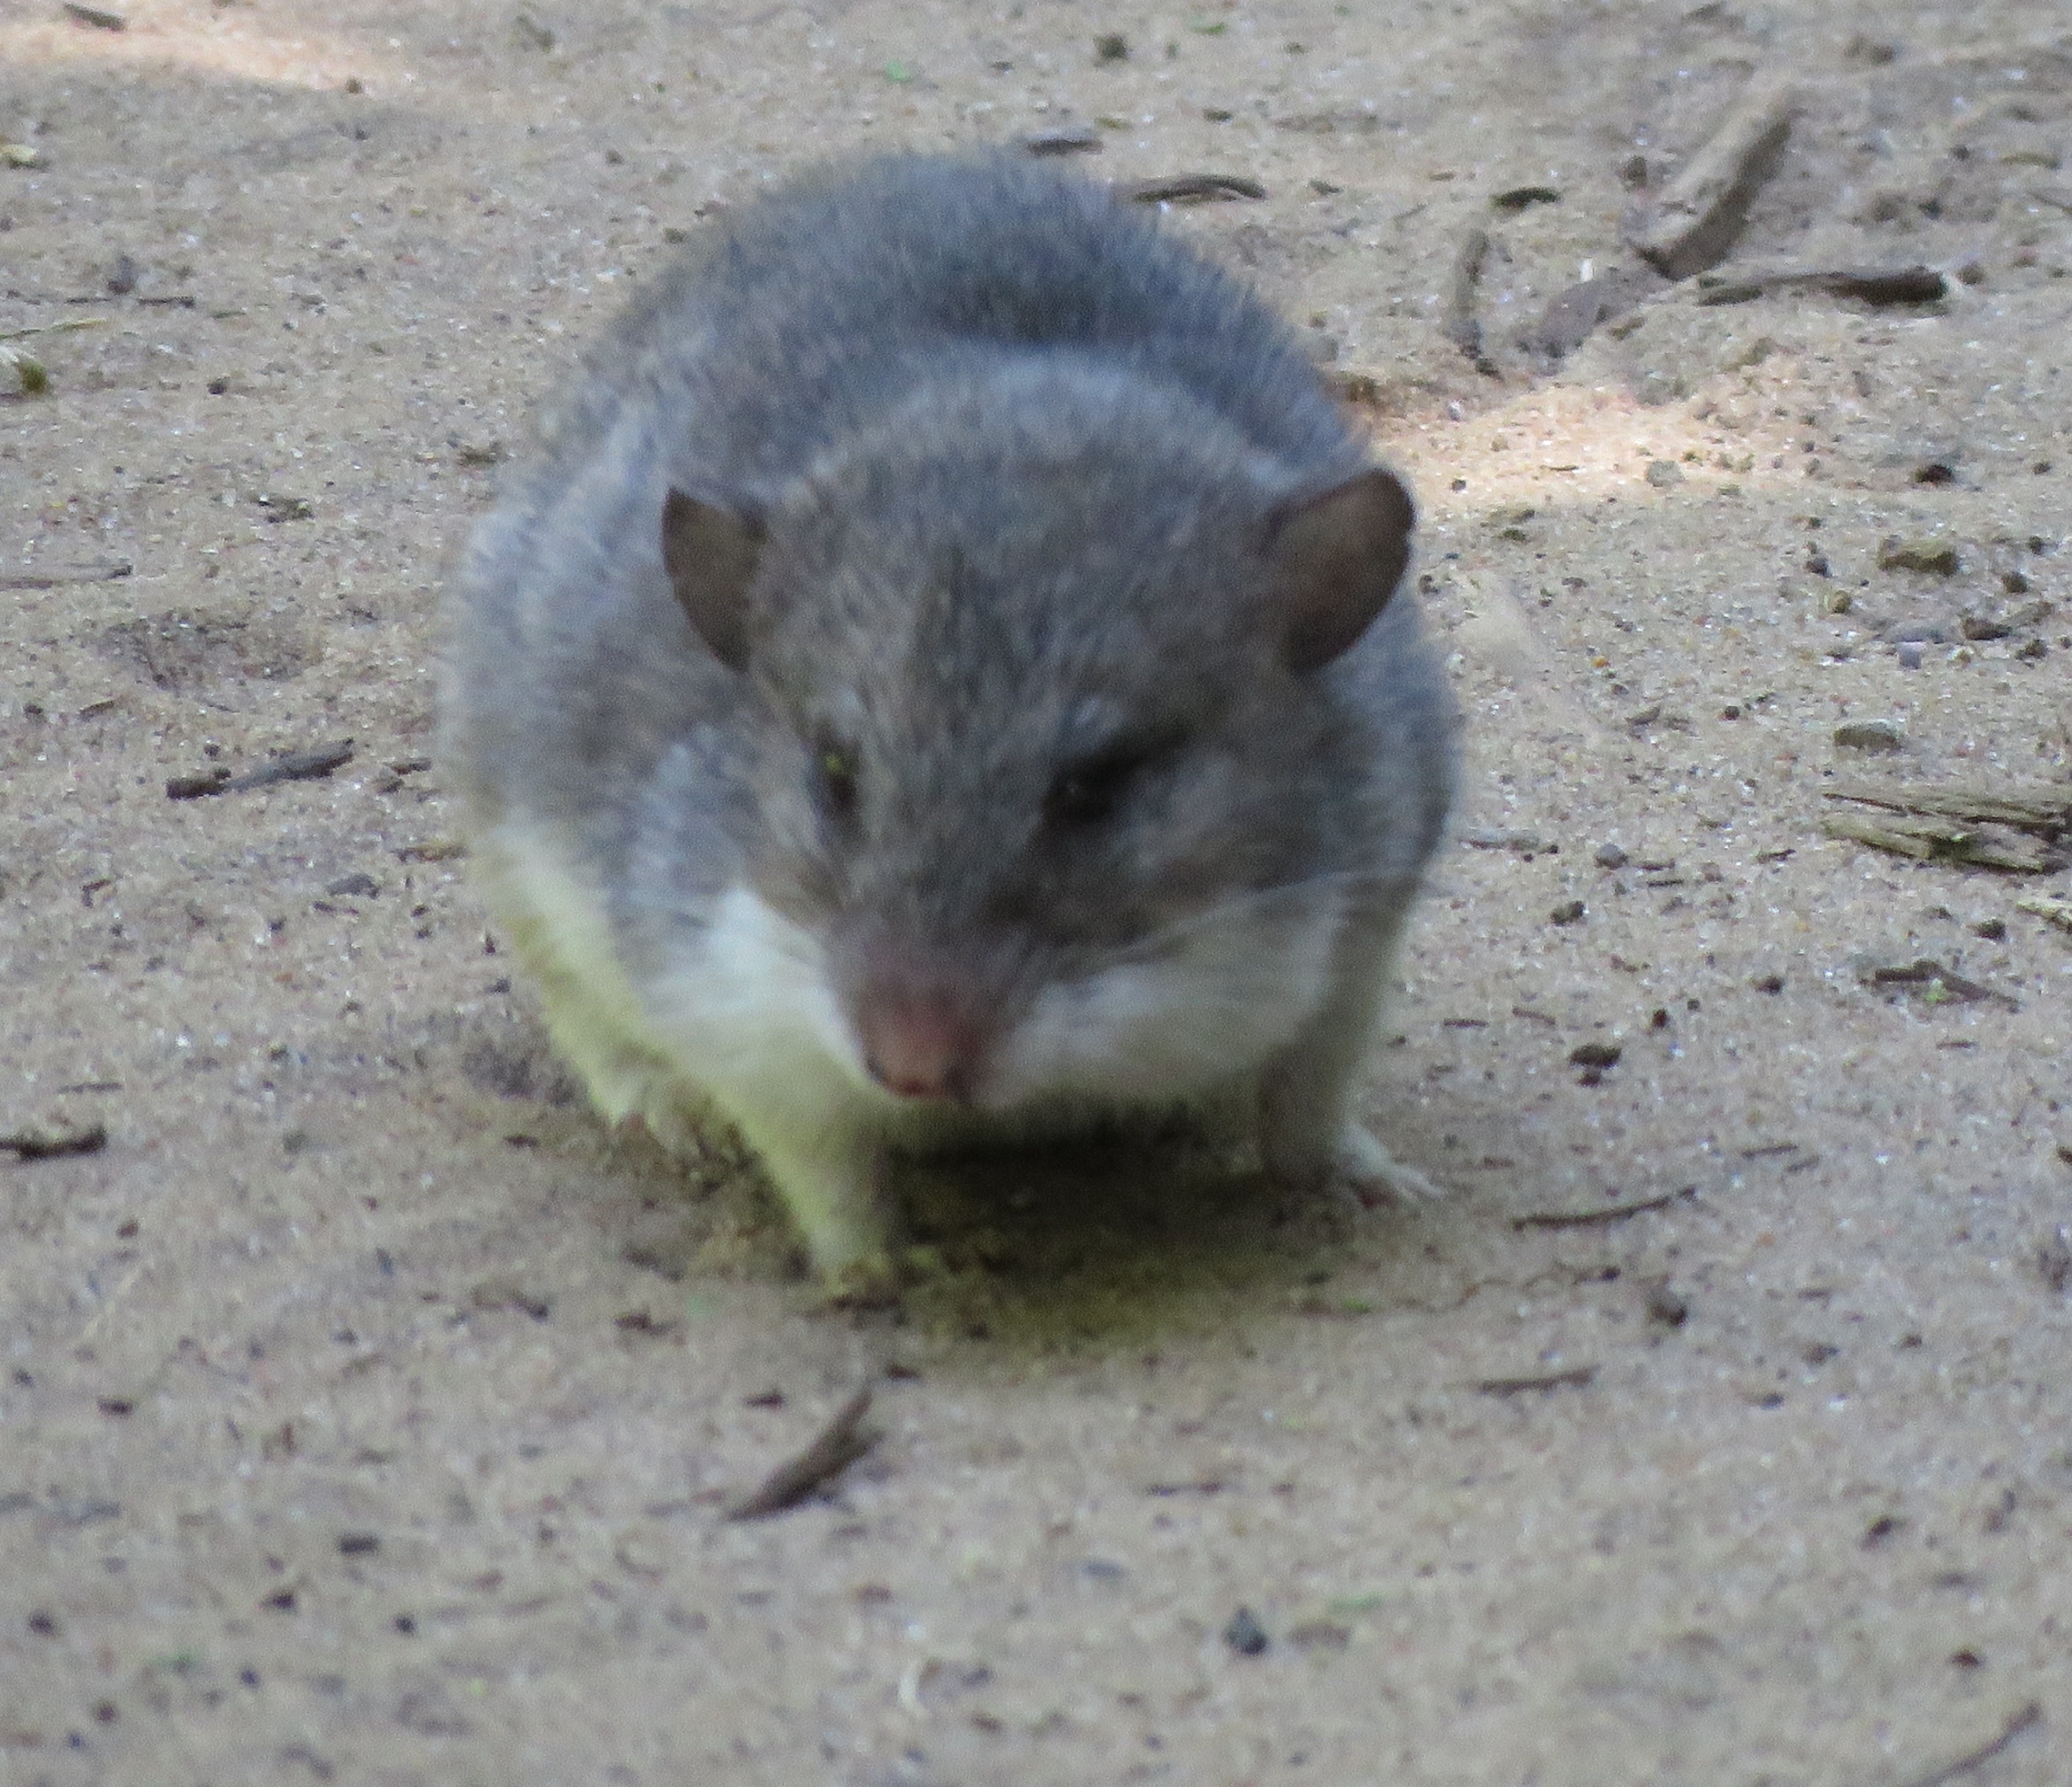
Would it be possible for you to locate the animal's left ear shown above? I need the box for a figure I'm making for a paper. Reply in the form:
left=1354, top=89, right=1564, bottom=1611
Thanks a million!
left=1265, top=467, right=1415, bottom=672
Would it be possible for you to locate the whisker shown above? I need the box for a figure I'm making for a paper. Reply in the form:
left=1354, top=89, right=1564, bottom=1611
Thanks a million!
left=1104, top=866, right=1418, bottom=966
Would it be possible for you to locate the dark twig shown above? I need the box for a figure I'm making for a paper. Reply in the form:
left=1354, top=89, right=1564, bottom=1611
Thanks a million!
left=1695, top=263, right=1946, bottom=307
left=168, top=741, right=354, bottom=800
left=1513, top=1188, right=1694, bottom=1231
left=1890, top=1702, right=2041, bottom=1787
left=1476, top=1366, right=1596, bottom=1397
left=1118, top=172, right=1265, bottom=204
left=0, top=560, right=130, bottom=590
left=726, top=1386, right=876, bottom=1520
left=1, top=1123, right=107, bottom=1161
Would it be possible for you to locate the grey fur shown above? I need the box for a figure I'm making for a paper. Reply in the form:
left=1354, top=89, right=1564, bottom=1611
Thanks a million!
left=444, top=153, right=1457, bottom=1293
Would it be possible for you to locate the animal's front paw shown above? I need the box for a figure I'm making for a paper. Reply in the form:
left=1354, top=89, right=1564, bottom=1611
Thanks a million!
left=1329, top=1122, right=1448, bottom=1207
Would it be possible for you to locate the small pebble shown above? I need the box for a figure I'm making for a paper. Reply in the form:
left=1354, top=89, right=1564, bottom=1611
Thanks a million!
left=1644, top=1281, right=1690, bottom=1327
left=1224, top=1606, right=1270, bottom=1656
left=1878, top=538, right=1960, bottom=576
left=1834, top=718, right=1904, bottom=752
left=1549, top=899, right=1586, bottom=925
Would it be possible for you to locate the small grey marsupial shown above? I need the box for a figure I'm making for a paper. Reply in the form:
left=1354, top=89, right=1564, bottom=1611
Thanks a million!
left=443, top=153, right=1457, bottom=1297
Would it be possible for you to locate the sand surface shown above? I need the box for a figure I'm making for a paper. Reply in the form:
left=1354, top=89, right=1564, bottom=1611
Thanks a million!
left=4, top=1, right=2072, bottom=1782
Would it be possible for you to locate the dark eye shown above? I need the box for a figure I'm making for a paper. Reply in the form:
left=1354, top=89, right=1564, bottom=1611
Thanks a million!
left=1043, top=747, right=1147, bottom=830
left=811, top=741, right=860, bottom=822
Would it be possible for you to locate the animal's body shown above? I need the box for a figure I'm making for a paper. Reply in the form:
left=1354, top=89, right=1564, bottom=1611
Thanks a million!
left=443, top=154, right=1457, bottom=1294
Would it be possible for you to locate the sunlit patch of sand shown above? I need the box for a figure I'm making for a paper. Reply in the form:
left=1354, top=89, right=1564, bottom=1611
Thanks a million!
left=1368, top=376, right=1815, bottom=526
left=0, top=0, right=399, bottom=93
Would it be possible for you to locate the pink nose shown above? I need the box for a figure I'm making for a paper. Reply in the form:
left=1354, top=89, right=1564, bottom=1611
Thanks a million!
left=854, top=983, right=985, bottom=1102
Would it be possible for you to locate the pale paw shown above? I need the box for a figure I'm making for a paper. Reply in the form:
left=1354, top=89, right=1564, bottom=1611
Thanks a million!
left=1333, top=1122, right=1448, bottom=1205
left=812, top=1248, right=905, bottom=1310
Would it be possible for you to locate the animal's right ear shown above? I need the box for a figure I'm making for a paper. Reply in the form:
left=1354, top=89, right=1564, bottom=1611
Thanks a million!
left=661, top=488, right=765, bottom=672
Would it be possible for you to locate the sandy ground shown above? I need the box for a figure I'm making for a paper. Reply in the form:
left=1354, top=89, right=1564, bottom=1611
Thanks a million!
left=4, top=1, right=2072, bottom=1782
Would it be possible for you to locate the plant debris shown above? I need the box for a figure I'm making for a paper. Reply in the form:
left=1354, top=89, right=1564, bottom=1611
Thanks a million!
left=0, top=559, right=131, bottom=591
left=1444, top=226, right=1495, bottom=371
left=1858, top=957, right=2020, bottom=1010
left=1890, top=1701, right=2040, bottom=1787
left=2015, top=892, right=2072, bottom=932
left=726, top=1385, right=876, bottom=1520
left=168, top=741, right=354, bottom=800
left=1476, top=1366, right=1596, bottom=1397
left=1521, top=266, right=1660, bottom=369
left=1513, top=1188, right=1690, bottom=1230
left=1826, top=780, right=2071, bottom=837
left=1022, top=126, right=1101, bottom=157
left=1624, top=75, right=1798, bottom=279
left=62, top=2, right=126, bottom=29
left=1821, top=811, right=2059, bottom=873
left=1693, top=263, right=1946, bottom=307
left=1, top=1122, right=107, bottom=1161
left=1, top=343, right=49, bottom=395
left=1118, top=172, right=1265, bottom=204
left=1490, top=185, right=1560, bottom=212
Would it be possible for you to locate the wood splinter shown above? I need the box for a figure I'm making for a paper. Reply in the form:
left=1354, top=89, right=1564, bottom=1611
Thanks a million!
left=726, top=1385, right=876, bottom=1521
left=1624, top=76, right=1800, bottom=280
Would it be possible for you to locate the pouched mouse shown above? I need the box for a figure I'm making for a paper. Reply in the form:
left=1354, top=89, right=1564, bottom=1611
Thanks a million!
left=443, top=153, right=1457, bottom=1296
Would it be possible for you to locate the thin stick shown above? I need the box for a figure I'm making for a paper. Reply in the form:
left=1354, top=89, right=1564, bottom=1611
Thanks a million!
left=1, top=1123, right=107, bottom=1161
left=1893, top=1702, right=2041, bottom=1787
left=1512, top=1188, right=1693, bottom=1231
left=1476, top=1366, right=1596, bottom=1397
left=726, top=1386, right=876, bottom=1520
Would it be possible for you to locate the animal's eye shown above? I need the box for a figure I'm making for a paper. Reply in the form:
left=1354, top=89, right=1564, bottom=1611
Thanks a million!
left=1043, top=747, right=1146, bottom=830
left=812, top=743, right=859, bottom=820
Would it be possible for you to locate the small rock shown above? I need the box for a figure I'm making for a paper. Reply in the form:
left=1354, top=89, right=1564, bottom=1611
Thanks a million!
left=1878, top=538, right=1959, bottom=576
left=1644, top=1280, right=1690, bottom=1327
left=1972, top=918, right=2006, bottom=941
left=1750, top=971, right=1785, bottom=994
left=1833, top=719, right=1904, bottom=752
left=1223, top=1606, right=1270, bottom=1656
left=1896, top=642, right=1924, bottom=670
left=325, top=873, right=379, bottom=899
left=1548, top=899, right=1587, bottom=925
left=1645, top=459, right=1684, bottom=488
left=1593, top=843, right=1629, bottom=869
left=1568, top=1041, right=1622, bottom=1069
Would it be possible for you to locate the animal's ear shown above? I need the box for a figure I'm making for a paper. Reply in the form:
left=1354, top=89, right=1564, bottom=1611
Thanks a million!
left=661, top=488, right=765, bottom=672
left=1265, top=467, right=1415, bottom=672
